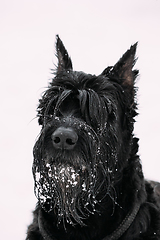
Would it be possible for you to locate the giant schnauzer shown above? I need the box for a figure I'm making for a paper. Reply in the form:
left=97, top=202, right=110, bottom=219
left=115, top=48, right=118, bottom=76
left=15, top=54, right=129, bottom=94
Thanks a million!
left=26, top=36, right=160, bottom=240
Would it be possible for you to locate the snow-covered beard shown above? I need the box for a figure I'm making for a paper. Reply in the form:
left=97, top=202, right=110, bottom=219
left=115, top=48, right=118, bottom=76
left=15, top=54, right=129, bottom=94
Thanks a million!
left=33, top=155, right=102, bottom=227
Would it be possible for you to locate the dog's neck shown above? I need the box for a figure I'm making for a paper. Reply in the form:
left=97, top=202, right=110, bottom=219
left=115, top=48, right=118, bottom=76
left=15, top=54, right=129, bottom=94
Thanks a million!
left=38, top=199, right=141, bottom=240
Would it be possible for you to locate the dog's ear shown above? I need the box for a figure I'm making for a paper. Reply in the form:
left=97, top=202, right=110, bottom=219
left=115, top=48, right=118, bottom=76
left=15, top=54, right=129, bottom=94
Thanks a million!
left=112, top=42, right=138, bottom=86
left=102, top=43, right=138, bottom=87
left=56, top=35, right=73, bottom=72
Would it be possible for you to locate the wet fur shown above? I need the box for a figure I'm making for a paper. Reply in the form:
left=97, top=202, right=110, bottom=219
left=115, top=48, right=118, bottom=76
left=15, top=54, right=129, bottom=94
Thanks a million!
left=26, top=36, right=160, bottom=240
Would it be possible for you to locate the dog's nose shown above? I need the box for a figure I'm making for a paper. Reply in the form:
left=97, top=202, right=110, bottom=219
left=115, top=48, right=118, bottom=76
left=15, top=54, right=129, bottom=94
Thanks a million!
left=51, top=127, right=78, bottom=150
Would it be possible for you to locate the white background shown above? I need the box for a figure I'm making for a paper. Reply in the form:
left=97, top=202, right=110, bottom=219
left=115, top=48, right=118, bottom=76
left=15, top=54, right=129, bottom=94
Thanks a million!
left=0, top=0, right=160, bottom=239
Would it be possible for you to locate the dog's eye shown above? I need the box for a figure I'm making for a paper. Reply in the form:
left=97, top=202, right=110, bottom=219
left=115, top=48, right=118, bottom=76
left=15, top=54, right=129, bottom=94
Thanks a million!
left=45, top=107, right=56, bottom=120
left=59, top=97, right=80, bottom=117
left=51, top=91, right=80, bottom=117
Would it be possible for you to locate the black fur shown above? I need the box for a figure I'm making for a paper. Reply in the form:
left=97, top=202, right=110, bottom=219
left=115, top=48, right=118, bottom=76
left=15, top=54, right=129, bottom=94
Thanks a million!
left=26, top=35, right=160, bottom=240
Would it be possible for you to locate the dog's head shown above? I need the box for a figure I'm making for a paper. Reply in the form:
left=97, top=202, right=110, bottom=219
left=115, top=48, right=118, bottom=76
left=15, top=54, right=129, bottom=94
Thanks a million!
left=33, top=35, right=138, bottom=226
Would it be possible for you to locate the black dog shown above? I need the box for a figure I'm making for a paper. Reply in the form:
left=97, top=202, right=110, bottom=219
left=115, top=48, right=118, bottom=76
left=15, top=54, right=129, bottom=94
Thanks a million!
left=26, top=36, right=160, bottom=240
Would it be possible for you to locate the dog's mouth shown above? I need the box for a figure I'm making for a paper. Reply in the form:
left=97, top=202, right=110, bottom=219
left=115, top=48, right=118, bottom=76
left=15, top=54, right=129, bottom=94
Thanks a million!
left=49, top=164, right=79, bottom=187
left=46, top=163, right=87, bottom=189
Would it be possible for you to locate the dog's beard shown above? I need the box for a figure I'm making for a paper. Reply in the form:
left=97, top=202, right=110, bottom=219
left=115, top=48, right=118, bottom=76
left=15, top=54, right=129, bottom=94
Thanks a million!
left=33, top=151, right=118, bottom=226
left=33, top=156, right=101, bottom=227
